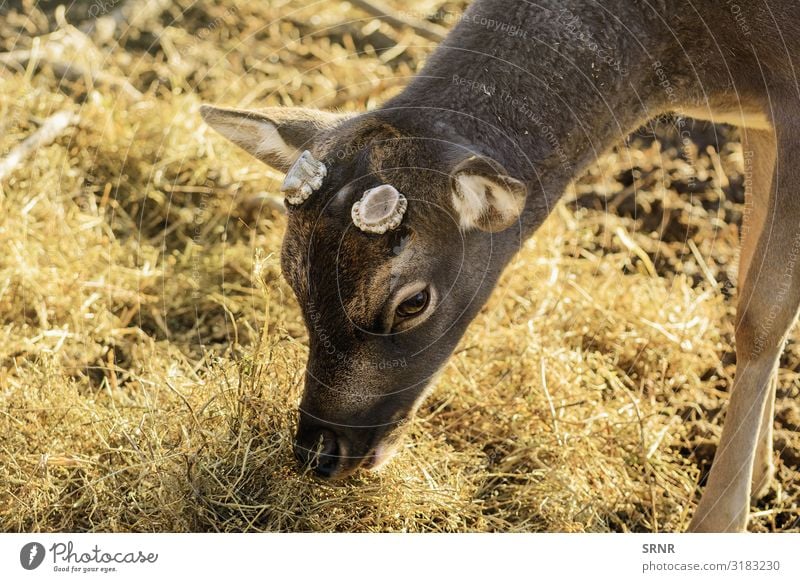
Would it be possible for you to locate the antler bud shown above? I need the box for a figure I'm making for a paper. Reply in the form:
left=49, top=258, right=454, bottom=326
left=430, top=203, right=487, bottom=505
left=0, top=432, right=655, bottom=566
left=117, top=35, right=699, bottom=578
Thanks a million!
left=280, top=150, right=327, bottom=205
left=351, top=185, right=408, bottom=234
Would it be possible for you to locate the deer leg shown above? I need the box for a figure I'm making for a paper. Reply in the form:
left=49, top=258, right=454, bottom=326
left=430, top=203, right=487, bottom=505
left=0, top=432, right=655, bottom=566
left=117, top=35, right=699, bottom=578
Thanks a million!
left=733, top=129, right=779, bottom=503
left=750, top=375, right=777, bottom=501
left=689, top=124, right=800, bottom=532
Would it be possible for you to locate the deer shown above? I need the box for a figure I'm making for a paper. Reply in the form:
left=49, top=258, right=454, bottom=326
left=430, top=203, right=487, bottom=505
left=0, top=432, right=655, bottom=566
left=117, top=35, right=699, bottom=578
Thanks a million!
left=201, top=0, right=800, bottom=532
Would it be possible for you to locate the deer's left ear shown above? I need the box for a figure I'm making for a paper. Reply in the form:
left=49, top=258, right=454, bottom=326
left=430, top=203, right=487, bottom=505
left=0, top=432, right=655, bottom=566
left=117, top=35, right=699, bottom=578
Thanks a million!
left=200, top=105, right=349, bottom=172
left=449, top=155, right=527, bottom=232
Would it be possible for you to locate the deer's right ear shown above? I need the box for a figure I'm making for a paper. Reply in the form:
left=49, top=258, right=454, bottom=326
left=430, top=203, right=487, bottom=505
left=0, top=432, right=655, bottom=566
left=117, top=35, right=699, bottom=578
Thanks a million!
left=449, top=154, right=527, bottom=233
left=200, top=105, right=348, bottom=172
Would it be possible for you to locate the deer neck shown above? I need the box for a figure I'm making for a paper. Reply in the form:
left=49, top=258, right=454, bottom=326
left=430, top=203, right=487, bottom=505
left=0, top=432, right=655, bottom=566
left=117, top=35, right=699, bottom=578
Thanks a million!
left=385, top=0, right=670, bottom=214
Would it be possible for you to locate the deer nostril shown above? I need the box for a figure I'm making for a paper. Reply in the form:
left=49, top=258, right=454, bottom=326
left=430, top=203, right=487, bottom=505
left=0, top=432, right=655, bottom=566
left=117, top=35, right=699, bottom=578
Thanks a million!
left=294, top=428, right=341, bottom=478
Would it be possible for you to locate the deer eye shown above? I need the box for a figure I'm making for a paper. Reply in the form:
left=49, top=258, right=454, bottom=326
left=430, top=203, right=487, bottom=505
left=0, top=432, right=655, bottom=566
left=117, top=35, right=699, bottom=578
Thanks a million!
left=395, top=289, right=429, bottom=319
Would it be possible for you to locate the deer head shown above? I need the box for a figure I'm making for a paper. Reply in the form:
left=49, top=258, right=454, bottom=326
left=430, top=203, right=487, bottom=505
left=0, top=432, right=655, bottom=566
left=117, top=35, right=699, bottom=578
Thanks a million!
left=201, top=104, right=529, bottom=478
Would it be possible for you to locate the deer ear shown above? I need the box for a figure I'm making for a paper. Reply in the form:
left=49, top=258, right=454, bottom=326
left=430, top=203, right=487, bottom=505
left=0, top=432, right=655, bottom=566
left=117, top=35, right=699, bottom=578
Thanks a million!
left=450, top=155, right=527, bottom=232
left=200, top=105, right=348, bottom=172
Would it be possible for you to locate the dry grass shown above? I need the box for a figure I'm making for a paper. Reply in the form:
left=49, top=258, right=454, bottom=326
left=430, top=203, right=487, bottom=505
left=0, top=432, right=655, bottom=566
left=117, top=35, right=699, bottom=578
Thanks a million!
left=0, top=0, right=798, bottom=532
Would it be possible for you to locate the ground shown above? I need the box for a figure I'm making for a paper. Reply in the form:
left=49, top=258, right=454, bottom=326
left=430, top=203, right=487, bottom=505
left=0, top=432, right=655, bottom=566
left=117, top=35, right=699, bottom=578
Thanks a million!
left=0, top=0, right=797, bottom=532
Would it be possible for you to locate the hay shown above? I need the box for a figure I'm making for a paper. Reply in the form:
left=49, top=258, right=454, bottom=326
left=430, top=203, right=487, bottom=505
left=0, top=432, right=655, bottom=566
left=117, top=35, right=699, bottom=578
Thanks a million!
left=0, top=0, right=798, bottom=532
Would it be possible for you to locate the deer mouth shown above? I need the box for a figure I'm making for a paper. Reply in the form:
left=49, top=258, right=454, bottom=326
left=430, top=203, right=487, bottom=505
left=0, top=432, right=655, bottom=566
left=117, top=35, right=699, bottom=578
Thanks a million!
left=361, top=431, right=405, bottom=471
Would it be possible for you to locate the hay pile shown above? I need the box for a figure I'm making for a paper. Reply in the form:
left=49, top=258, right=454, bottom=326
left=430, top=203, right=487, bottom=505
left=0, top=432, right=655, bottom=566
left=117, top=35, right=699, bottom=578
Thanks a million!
left=0, top=0, right=798, bottom=532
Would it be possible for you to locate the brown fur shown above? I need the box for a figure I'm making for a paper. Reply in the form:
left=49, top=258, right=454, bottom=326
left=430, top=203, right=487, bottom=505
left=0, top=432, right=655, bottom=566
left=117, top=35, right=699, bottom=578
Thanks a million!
left=203, top=0, right=800, bottom=530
